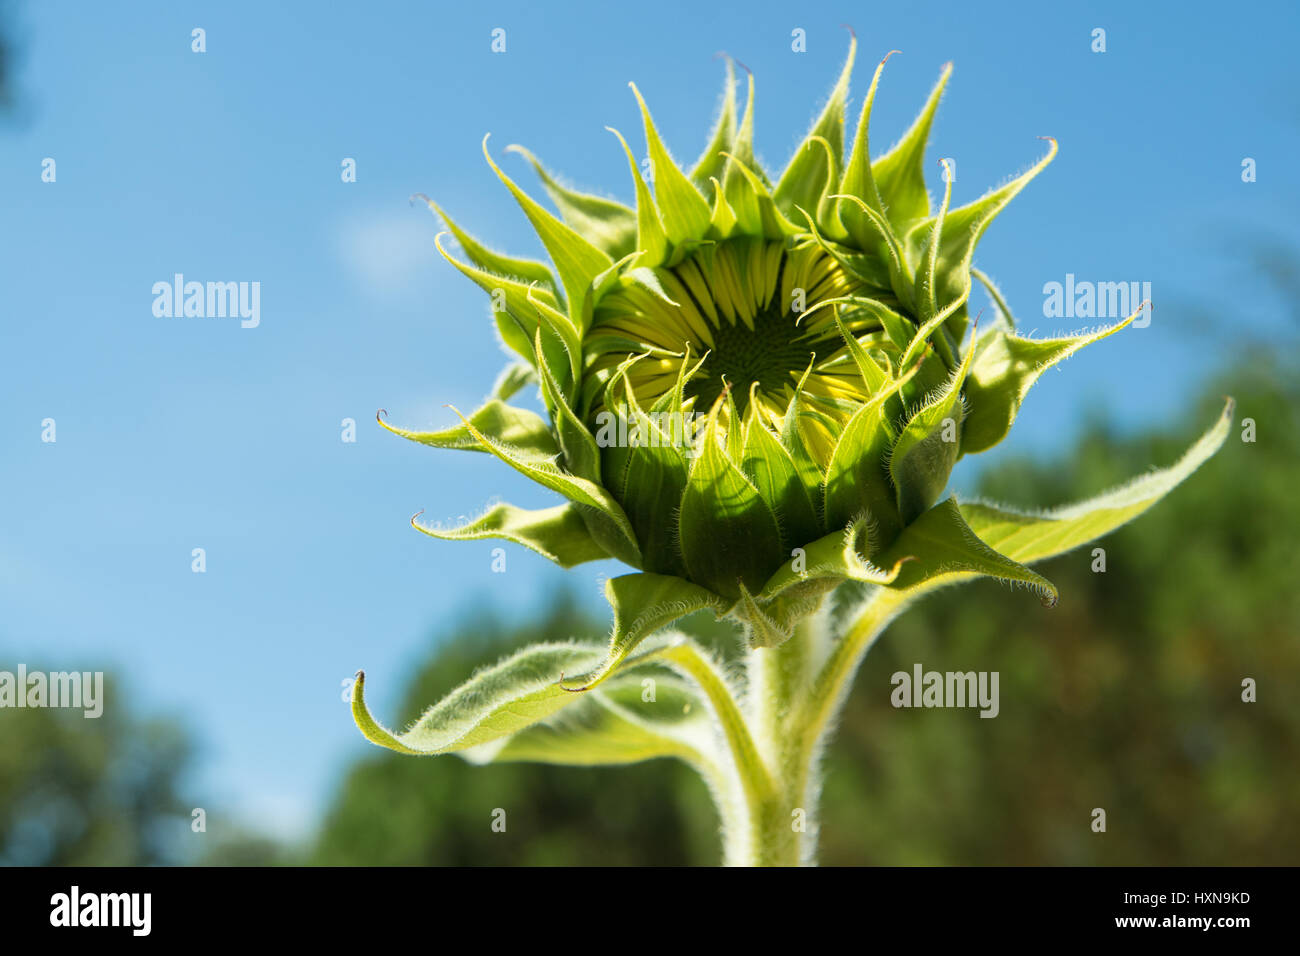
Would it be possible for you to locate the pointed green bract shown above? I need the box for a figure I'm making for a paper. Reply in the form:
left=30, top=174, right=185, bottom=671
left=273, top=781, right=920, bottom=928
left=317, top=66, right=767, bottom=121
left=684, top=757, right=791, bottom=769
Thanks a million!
left=758, top=518, right=906, bottom=601
left=565, top=573, right=729, bottom=692
left=690, top=58, right=737, bottom=192
left=775, top=34, right=856, bottom=215
left=378, top=400, right=556, bottom=456
left=962, top=309, right=1138, bottom=455
left=418, top=195, right=557, bottom=290
left=631, top=83, right=713, bottom=244
left=607, top=126, right=670, bottom=267
left=880, top=497, right=1059, bottom=606
left=506, top=144, right=638, bottom=261
left=413, top=502, right=608, bottom=568
left=679, top=410, right=784, bottom=598
left=889, top=335, right=975, bottom=523
left=838, top=50, right=895, bottom=242
left=871, top=62, right=951, bottom=233
left=483, top=136, right=613, bottom=325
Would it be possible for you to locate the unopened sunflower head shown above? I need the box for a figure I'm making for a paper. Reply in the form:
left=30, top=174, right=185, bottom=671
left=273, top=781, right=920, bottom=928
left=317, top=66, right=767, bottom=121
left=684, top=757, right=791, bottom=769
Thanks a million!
left=383, top=36, right=1147, bottom=661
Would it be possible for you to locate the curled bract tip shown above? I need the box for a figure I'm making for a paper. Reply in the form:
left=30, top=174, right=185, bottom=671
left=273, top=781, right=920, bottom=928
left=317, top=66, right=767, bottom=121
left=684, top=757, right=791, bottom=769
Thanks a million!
left=376, top=408, right=388, bottom=422
left=409, top=192, right=431, bottom=207
left=839, top=23, right=857, bottom=40
left=410, top=510, right=425, bottom=528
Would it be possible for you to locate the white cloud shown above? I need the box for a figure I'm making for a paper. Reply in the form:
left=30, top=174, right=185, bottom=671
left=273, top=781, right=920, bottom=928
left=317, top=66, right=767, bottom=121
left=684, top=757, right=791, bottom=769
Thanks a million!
left=336, top=211, right=439, bottom=297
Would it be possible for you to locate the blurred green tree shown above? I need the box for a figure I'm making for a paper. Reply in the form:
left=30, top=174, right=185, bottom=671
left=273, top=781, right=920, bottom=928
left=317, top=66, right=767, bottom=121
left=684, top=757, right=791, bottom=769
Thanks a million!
left=0, top=675, right=195, bottom=865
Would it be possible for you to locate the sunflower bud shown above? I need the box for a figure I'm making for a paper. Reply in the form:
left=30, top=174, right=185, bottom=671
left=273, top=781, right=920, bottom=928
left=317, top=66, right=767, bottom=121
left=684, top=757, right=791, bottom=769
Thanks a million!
left=381, top=37, right=1212, bottom=669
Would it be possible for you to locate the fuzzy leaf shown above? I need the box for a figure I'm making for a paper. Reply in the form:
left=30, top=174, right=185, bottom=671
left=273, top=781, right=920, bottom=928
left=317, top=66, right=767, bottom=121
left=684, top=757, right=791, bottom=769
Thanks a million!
left=483, top=136, right=613, bottom=326
left=930, top=137, right=1058, bottom=343
left=378, top=401, right=556, bottom=456
left=740, top=398, right=820, bottom=552
left=490, top=362, right=537, bottom=401
left=535, top=327, right=600, bottom=480
left=472, top=666, right=715, bottom=766
left=607, top=126, right=670, bottom=267
left=351, top=643, right=605, bottom=756
left=506, top=145, right=638, bottom=261
left=870, top=62, right=952, bottom=234
left=880, top=497, right=1058, bottom=606
left=961, top=399, right=1235, bottom=563
left=432, top=232, right=563, bottom=363
left=838, top=50, right=895, bottom=241
left=565, top=574, right=729, bottom=691
left=418, top=196, right=557, bottom=290
left=962, top=311, right=1137, bottom=456
left=452, top=410, right=641, bottom=566
left=412, top=502, right=609, bottom=568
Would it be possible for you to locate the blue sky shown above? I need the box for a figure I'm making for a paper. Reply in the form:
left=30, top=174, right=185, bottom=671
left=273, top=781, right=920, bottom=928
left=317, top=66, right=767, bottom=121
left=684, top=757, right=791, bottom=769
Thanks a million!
left=2, top=0, right=1296, bottom=843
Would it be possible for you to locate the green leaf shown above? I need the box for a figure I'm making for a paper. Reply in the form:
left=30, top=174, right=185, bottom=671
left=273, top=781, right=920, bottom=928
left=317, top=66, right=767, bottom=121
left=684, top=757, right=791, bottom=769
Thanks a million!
left=416, top=195, right=557, bottom=291
left=452, top=409, right=642, bottom=566
left=961, top=399, right=1235, bottom=564
left=475, top=666, right=715, bottom=766
left=377, top=400, right=556, bottom=456
left=565, top=573, right=729, bottom=691
left=483, top=136, right=613, bottom=327
left=679, top=411, right=784, bottom=598
left=411, top=502, right=609, bottom=568
left=432, top=232, right=563, bottom=363
left=880, top=497, right=1059, bottom=606
left=630, top=83, right=712, bottom=244
left=351, top=643, right=606, bottom=756
left=870, top=62, right=952, bottom=234
left=962, top=311, right=1138, bottom=456
left=505, top=145, right=638, bottom=261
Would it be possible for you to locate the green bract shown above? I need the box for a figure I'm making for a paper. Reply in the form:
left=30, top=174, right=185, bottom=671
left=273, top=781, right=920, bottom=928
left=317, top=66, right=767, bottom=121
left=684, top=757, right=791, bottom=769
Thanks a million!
left=357, top=39, right=1233, bottom=866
